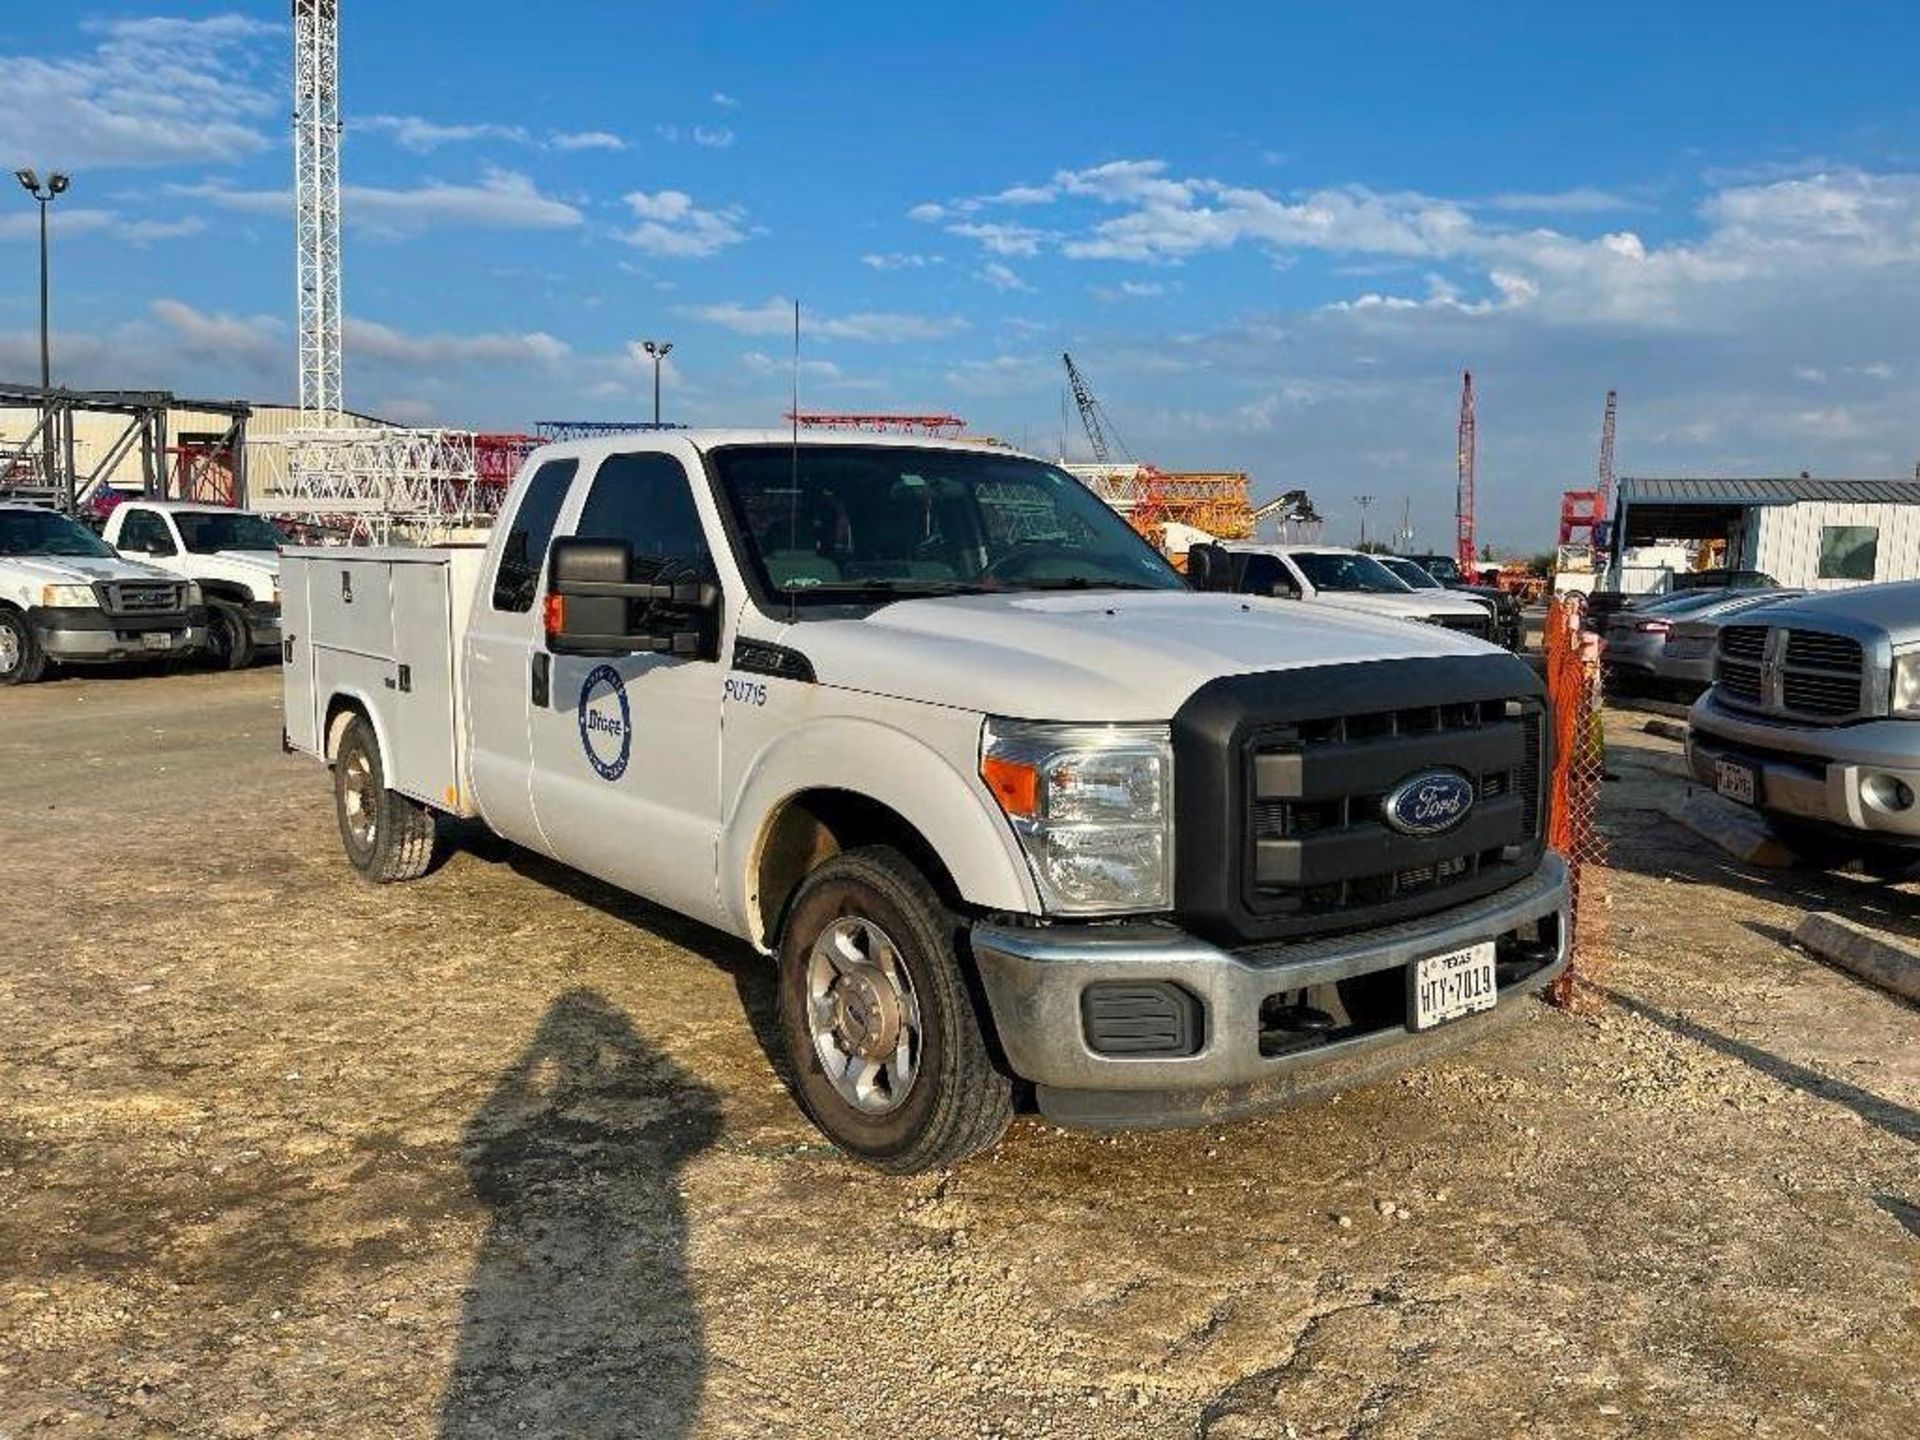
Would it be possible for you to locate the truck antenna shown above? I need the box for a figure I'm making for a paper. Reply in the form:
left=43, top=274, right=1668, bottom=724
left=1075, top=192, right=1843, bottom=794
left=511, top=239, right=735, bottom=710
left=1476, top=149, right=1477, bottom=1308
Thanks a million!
left=787, top=299, right=801, bottom=623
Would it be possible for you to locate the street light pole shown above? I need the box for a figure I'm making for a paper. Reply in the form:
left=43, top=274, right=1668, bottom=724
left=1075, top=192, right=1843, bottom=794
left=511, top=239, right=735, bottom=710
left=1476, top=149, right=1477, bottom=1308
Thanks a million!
left=14, top=169, right=69, bottom=494
left=641, top=339, right=673, bottom=427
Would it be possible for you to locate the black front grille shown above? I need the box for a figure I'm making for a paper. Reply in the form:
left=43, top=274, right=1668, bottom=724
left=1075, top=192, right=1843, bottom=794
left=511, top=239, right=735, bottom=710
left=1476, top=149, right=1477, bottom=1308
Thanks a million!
left=1720, top=625, right=1768, bottom=662
left=1718, top=657, right=1765, bottom=706
left=1784, top=629, right=1863, bottom=672
left=1437, top=613, right=1492, bottom=640
left=101, top=581, right=181, bottom=615
left=1172, top=655, right=1549, bottom=945
left=1716, top=623, right=1871, bottom=723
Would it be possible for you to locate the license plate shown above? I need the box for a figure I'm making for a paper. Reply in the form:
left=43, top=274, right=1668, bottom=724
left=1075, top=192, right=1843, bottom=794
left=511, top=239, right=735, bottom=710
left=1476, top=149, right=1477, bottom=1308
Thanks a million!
left=142, top=632, right=172, bottom=651
left=1411, top=942, right=1498, bottom=1031
left=1715, top=758, right=1757, bottom=805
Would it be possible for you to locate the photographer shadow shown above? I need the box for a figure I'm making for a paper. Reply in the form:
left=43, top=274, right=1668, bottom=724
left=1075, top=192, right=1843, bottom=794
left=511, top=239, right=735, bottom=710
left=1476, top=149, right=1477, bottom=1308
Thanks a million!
left=440, top=988, right=721, bottom=1439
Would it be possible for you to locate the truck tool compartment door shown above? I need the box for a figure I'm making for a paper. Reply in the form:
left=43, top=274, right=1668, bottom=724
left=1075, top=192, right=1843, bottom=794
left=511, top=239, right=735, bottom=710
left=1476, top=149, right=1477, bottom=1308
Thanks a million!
left=529, top=449, right=727, bottom=926
left=465, top=457, right=577, bottom=852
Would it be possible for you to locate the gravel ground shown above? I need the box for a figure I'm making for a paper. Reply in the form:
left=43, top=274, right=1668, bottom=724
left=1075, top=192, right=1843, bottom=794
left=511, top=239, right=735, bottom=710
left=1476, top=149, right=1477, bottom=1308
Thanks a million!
left=1, top=667, right=1915, bottom=1439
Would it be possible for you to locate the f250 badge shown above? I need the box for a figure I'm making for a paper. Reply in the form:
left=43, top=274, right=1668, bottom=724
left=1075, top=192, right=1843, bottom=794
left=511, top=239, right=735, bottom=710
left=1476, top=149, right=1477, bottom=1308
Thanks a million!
left=578, top=664, right=632, bottom=781
left=1382, top=769, right=1474, bottom=836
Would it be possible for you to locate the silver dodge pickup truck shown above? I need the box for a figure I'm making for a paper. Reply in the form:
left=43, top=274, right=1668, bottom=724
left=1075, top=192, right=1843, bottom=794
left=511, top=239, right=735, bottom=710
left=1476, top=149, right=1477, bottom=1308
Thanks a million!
left=1688, top=581, right=1920, bottom=861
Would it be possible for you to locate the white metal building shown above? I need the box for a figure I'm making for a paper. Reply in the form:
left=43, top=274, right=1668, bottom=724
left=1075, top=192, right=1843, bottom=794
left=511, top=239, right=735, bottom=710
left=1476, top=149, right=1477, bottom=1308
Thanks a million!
left=1612, top=476, right=1920, bottom=592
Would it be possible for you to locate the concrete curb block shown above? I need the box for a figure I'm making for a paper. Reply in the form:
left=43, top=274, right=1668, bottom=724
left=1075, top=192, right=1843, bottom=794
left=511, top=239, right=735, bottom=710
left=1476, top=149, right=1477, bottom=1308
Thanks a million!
left=1659, top=791, right=1799, bottom=868
left=1642, top=718, right=1690, bottom=744
left=1792, top=912, right=1920, bottom=1004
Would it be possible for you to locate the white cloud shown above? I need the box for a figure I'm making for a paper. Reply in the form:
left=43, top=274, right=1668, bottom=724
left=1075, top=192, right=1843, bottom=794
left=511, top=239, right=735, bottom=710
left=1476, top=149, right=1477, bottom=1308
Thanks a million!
left=174, top=169, right=583, bottom=233
left=619, top=190, right=747, bottom=257
left=687, top=296, right=968, bottom=343
left=1092, top=279, right=1166, bottom=301
left=741, top=350, right=845, bottom=381
left=862, top=252, right=942, bottom=270
left=1483, top=188, right=1641, bottom=214
left=149, top=298, right=282, bottom=367
left=907, top=202, right=950, bottom=223
left=712, top=92, right=740, bottom=109
left=550, top=129, right=627, bottom=152
left=361, top=115, right=531, bottom=152
left=949, top=221, right=1051, bottom=257
left=693, top=126, right=736, bottom=150
left=348, top=318, right=571, bottom=367
left=0, top=208, right=204, bottom=245
left=977, top=262, right=1032, bottom=293
left=0, top=15, right=278, bottom=169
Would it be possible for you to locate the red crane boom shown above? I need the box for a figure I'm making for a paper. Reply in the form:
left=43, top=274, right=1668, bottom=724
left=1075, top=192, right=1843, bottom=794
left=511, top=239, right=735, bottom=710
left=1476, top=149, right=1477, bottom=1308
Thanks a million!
left=1455, top=370, right=1476, bottom=572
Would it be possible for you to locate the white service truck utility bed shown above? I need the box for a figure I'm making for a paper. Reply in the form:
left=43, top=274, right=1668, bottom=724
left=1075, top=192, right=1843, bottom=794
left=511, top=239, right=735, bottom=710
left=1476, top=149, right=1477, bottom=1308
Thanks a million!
left=283, top=546, right=486, bottom=817
left=281, top=430, right=1568, bottom=1172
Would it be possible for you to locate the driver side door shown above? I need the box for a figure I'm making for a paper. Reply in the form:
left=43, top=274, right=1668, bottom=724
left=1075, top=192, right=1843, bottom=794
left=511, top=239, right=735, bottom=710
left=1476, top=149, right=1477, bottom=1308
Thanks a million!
left=527, top=449, right=730, bottom=928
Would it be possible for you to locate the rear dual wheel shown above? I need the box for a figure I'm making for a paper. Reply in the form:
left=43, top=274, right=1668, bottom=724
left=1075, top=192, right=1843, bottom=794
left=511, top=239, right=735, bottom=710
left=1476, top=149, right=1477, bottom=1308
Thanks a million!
left=776, top=847, right=1014, bottom=1172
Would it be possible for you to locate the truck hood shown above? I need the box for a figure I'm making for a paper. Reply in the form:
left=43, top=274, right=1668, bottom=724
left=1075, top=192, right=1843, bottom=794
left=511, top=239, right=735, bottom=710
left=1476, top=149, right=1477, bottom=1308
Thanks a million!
left=783, top=589, right=1498, bottom=722
left=3, top=553, right=177, bottom=587
left=193, top=550, right=279, bottom=591
left=1307, top=591, right=1488, bottom=622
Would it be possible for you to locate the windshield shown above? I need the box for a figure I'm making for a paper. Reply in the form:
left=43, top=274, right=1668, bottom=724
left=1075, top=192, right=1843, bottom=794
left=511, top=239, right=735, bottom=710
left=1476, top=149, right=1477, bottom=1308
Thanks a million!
left=1414, top=555, right=1464, bottom=584
left=1289, top=551, right=1413, bottom=594
left=174, top=510, right=285, bottom=554
left=0, top=508, right=116, bottom=559
left=709, top=444, right=1183, bottom=605
left=1380, top=557, right=1442, bottom=590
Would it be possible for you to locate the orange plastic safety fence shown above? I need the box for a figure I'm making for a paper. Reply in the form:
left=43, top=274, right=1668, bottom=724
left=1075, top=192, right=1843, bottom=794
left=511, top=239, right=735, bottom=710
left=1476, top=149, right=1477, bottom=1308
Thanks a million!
left=1543, top=594, right=1610, bottom=1007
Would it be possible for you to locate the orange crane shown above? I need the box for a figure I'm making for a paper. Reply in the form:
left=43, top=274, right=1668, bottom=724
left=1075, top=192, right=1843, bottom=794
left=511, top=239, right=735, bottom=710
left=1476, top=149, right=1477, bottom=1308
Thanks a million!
left=1455, top=370, right=1476, bottom=572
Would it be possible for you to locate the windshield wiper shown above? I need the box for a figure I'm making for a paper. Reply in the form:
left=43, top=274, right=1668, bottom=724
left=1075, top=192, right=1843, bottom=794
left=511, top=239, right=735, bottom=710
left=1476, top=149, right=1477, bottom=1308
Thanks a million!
left=1012, top=577, right=1161, bottom=591
left=778, top=579, right=997, bottom=605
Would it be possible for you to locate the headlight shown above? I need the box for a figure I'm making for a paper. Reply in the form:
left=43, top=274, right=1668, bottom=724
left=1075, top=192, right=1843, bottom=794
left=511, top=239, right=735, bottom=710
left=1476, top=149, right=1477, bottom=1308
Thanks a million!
left=40, top=583, right=99, bottom=608
left=1892, top=653, right=1920, bottom=716
left=980, top=719, right=1174, bottom=914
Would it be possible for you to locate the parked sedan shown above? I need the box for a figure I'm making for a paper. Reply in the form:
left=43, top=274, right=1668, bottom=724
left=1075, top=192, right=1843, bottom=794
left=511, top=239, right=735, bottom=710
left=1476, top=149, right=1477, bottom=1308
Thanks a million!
left=1652, top=590, right=1806, bottom=693
left=1601, top=590, right=1759, bottom=686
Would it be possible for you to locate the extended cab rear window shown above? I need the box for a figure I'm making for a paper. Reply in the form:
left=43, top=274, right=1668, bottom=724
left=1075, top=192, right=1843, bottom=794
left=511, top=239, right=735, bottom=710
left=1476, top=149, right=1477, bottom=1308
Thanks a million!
left=491, top=459, right=577, bottom=612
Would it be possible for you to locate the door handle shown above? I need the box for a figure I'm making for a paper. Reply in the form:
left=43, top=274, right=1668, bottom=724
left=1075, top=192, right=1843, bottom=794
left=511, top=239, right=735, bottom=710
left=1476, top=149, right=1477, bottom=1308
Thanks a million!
left=530, top=652, right=551, bottom=709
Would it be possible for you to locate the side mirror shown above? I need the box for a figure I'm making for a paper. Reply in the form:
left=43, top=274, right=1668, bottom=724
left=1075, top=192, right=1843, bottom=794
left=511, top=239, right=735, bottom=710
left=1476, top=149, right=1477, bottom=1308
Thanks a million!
left=544, top=537, right=719, bottom=659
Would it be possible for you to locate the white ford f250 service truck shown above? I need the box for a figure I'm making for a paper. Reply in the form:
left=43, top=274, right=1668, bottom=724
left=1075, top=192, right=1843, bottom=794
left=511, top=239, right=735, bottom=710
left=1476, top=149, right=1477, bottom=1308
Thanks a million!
left=1, top=501, right=206, bottom=685
left=103, top=500, right=283, bottom=669
left=281, top=432, right=1567, bottom=1171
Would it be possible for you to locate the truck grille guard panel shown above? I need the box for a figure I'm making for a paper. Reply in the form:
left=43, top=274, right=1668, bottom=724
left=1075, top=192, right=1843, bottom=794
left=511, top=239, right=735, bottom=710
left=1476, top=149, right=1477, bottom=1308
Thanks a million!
left=1171, top=654, right=1549, bottom=946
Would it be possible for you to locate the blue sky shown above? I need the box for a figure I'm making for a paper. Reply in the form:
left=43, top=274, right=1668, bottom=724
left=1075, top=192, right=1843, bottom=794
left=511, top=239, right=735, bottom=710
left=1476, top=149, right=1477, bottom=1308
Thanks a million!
left=3, top=3, right=1919, bottom=550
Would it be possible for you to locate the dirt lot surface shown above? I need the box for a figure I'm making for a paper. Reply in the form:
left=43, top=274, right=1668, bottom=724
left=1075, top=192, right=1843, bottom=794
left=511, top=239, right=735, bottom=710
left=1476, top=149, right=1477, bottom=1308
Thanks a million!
left=2, top=668, right=1916, bottom=1439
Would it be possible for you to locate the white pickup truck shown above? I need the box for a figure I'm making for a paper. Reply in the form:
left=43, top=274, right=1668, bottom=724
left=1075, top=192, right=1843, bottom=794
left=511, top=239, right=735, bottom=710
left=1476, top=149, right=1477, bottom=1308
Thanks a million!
left=103, top=500, right=283, bottom=668
left=1, top=501, right=206, bottom=684
left=1189, top=542, right=1498, bottom=641
left=281, top=431, right=1567, bottom=1171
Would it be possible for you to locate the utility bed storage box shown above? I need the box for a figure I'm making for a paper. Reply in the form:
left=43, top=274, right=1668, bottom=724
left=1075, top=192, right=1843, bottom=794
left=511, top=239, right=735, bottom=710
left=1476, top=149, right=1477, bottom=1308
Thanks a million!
left=280, top=546, right=487, bottom=816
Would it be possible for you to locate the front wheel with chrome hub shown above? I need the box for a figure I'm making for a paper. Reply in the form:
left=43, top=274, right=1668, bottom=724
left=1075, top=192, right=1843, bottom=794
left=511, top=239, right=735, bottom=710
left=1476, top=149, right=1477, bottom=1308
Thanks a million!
left=777, top=847, right=1014, bottom=1172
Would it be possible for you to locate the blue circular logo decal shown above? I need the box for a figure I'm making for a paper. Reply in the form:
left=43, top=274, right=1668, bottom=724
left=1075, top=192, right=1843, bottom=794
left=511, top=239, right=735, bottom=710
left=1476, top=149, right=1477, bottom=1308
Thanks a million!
left=578, top=664, right=631, bottom=781
left=1382, top=769, right=1475, bottom=836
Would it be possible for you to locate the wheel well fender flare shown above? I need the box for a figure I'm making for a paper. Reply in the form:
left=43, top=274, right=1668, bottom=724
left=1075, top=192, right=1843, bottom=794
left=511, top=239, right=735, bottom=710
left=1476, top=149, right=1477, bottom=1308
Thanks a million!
left=726, top=718, right=1038, bottom=950
left=323, top=689, right=392, bottom=768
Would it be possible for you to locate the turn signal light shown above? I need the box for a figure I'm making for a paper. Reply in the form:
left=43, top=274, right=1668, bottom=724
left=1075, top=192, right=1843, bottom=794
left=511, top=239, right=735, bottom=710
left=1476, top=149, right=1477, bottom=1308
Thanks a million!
left=981, top=755, right=1040, bottom=819
left=543, top=592, right=566, bottom=638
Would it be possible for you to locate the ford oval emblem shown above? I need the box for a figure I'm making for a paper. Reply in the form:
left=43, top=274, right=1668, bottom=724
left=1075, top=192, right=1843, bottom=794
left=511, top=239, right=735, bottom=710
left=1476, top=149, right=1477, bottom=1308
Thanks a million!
left=1382, top=769, right=1475, bottom=836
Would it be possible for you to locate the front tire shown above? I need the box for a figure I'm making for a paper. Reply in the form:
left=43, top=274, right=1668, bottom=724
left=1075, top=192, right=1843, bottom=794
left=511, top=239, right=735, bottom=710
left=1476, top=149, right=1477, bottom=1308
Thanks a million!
left=205, top=600, right=254, bottom=670
left=776, top=847, right=1014, bottom=1172
left=333, top=714, right=436, bottom=882
left=0, top=610, right=48, bottom=685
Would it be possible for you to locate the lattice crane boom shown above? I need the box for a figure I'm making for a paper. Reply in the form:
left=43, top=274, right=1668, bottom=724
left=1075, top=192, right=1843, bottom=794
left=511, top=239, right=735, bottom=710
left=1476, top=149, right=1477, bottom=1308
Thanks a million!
left=1062, top=352, right=1129, bottom=464
left=1455, top=370, right=1476, bottom=572
left=292, top=1, right=343, bottom=421
left=1596, top=388, right=1618, bottom=512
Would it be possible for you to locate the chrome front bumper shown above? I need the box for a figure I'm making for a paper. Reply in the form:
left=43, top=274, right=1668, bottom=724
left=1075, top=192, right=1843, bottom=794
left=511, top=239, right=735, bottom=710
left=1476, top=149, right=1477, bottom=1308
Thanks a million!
left=1687, top=698, right=1920, bottom=839
left=970, top=854, right=1569, bottom=1129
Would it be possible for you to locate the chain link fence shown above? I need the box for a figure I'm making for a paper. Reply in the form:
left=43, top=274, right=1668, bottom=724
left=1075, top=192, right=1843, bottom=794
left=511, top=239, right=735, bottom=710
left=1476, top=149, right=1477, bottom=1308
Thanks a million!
left=1542, top=594, right=1610, bottom=1008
